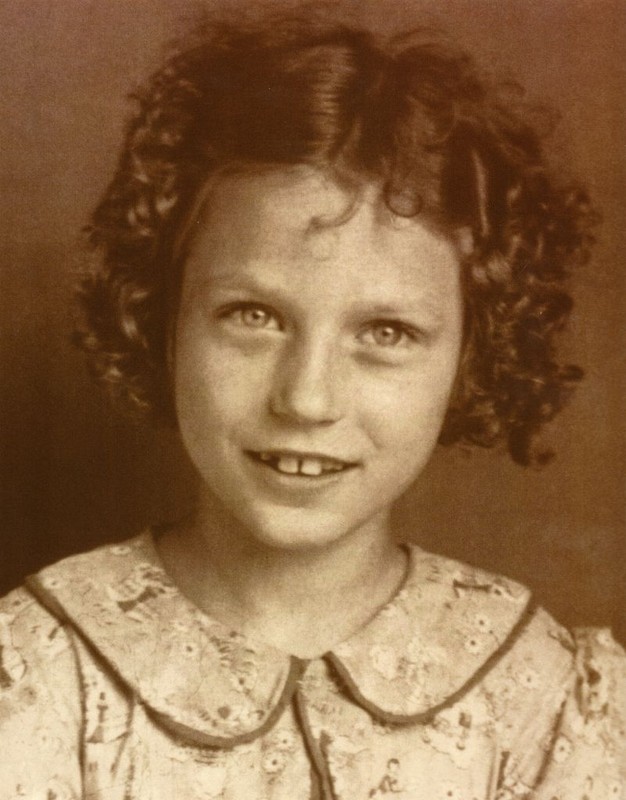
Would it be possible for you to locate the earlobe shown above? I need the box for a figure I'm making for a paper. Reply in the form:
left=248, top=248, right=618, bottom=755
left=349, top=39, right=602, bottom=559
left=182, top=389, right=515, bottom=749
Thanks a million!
left=454, top=226, right=474, bottom=258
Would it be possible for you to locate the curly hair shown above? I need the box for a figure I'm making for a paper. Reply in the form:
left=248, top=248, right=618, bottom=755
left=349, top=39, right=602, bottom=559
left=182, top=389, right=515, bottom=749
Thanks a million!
left=76, top=9, right=596, bottom=466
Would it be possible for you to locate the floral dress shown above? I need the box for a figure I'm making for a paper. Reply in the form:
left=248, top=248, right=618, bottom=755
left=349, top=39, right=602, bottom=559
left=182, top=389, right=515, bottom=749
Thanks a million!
left=0, top=531, right=623, bottom=800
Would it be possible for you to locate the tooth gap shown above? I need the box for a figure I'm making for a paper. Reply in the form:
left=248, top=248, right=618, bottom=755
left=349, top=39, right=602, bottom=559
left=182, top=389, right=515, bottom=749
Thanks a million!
left=257, top=453, right=349, bottom=475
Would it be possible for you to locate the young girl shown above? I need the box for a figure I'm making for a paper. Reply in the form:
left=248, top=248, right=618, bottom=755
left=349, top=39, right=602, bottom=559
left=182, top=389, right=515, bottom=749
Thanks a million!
left=1, top=9, right=623, bottom=800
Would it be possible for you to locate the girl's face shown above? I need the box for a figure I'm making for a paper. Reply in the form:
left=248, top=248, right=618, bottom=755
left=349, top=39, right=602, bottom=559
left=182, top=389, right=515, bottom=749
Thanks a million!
left=174, top=167, right=463, bottom=551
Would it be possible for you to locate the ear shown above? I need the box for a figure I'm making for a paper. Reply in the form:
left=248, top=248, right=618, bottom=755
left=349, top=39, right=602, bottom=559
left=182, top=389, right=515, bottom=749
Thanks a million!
left=453, top=225, right=474, bottom=257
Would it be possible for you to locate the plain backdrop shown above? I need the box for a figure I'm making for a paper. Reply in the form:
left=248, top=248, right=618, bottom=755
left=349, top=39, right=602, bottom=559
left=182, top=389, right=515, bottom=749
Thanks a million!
left=0, top=0, right=624, bottom=642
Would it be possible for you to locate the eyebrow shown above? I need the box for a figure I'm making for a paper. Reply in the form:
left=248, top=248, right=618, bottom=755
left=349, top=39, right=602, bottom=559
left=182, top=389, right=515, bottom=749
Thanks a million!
left=349, top=299, right=444, bottom=318
left=197, top=268, right=447, bottom=323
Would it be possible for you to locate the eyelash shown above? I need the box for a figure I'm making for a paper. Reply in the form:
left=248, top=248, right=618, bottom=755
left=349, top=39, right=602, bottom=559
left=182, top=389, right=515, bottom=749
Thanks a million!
left=218, top=303, right=421, bottom=348
left=357, top=321, right=420, bottom=348
left=218, top=302, right=282, bottom=330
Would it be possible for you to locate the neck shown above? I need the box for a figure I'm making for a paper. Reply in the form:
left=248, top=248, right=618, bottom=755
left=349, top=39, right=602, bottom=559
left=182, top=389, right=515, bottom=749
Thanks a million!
left=157, top=492, right=407, bottom=658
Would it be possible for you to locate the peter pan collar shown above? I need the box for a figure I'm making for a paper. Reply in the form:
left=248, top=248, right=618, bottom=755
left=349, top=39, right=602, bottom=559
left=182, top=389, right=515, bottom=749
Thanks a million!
left=26, top=531, right=535, bottom=746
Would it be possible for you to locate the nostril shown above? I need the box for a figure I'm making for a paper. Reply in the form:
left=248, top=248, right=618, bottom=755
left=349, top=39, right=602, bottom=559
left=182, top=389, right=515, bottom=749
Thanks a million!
left=269, top=385, right=342, bottom=425
left=269, top=348, right=343, bottom=425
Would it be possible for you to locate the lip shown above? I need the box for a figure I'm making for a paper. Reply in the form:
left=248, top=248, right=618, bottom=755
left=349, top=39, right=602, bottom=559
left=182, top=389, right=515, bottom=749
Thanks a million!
left=246, top=448, right=357, bottom=464
left=244, top=449, right=359, bottom=481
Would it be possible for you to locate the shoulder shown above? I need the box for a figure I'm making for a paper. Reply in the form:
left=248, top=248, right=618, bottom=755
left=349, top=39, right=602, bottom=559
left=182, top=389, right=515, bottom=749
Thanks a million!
left=0, top=584, right=77, bottom=692
left=30, top=530, right=154, bottom=592
left=404, top=545, right=623, bottom=704
left=566, top=626, right=626, bottom=736
left=0, top=586, right=83, bottom=795
left=0, top=533, right=153, bottom=794
left=519, top=627, right=626, bottom=797
left=331, top=546, right=567, bottom=719
left=409, top=550, right=626, bottom=793
left=402, top=545, right=543, bottom=663
left=428, top=550, right=626, bottom=675
left=0, top=531, right=151, bottom=721
left=571, top=625, right=626, bottom=688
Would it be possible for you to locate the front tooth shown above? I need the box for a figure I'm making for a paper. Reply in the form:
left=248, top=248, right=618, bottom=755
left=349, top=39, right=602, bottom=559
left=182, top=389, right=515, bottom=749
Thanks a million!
left=276, top=457, right=299, bottom=474
left=300, top=458, right=323, bottom=476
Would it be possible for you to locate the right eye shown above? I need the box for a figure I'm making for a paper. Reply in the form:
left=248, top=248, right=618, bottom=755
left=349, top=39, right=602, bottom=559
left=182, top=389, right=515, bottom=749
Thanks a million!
left=220, top=303, right=281, bottom=331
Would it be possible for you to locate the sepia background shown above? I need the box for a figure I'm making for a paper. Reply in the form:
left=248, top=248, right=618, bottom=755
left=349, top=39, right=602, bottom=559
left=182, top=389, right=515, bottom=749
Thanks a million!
left=0, top=0, right=624, bottom=642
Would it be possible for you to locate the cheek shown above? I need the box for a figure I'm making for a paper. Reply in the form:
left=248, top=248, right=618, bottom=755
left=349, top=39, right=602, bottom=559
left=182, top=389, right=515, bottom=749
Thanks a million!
left=371, top=390, right=450, bottom=457
left=175, top=358, right=241, bottom=479
left=174, top=333, right=270, bottom=436
left=361, top=386, right=453, bottom=499
left=363, top=353, right=461, bottom=447
left=355, top=389, right=447, bottom=503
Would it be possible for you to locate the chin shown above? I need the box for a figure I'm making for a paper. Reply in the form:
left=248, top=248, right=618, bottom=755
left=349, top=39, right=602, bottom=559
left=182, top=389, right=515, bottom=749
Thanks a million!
left=234, top=504, right=366, bottom=554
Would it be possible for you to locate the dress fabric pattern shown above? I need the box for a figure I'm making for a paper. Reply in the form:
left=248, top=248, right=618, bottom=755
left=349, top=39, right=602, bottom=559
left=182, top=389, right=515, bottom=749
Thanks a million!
left=0, top=532, right=624, bottom=800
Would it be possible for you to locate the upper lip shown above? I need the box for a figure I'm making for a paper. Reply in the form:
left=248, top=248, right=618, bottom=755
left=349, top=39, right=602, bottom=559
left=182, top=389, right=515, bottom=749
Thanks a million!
left=245, top=449, right=359, bottom=467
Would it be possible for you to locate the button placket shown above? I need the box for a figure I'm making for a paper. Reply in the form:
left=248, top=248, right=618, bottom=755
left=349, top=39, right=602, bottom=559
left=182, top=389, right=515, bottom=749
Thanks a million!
left=292, top=667, right=338, bottom=800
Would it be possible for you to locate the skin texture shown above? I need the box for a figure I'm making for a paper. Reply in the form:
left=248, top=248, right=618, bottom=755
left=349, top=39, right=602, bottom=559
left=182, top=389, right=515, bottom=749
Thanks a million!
left=161, top=166, right=464, bottom=655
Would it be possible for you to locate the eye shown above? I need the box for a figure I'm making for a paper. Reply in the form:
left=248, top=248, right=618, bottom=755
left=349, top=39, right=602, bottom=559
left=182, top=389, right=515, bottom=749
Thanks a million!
left=358, top=321, right=418, bottom=348
left=221, top=303, right=281, bottom=331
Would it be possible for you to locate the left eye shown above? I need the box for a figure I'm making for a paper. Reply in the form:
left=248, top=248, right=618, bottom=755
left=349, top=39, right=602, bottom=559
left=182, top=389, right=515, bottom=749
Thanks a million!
left=358, top=322, right=416, bottom=347
left=226, top=305, right=281, bottom=330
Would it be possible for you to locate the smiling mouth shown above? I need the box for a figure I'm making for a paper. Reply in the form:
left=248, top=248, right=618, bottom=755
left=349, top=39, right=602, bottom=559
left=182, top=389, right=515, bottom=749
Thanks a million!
left=246, top=451, right=357, bottom=477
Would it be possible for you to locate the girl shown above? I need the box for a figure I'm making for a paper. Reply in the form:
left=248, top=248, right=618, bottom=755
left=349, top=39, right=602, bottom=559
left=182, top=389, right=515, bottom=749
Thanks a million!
left=0, top=9, right=624, bottom=799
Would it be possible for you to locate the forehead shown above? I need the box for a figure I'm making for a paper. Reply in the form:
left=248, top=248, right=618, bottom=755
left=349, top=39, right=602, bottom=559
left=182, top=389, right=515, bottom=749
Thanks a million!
left=183, top=166, right=462, bottom=303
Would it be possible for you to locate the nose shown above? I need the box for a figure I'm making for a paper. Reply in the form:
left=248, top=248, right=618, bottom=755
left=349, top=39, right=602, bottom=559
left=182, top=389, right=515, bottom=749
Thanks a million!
left=269, top=334, right=344, bottom=426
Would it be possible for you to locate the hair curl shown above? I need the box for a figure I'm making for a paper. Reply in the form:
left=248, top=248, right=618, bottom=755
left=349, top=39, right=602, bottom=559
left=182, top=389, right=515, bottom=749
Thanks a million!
left=76, top=9, right=596, bottom=466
